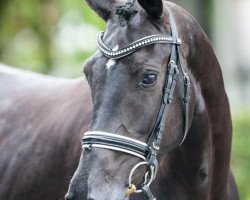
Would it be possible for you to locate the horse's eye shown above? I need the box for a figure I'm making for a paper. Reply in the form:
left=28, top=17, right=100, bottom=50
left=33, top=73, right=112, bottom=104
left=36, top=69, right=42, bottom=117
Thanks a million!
left=142, top=74, right=158, bottom=86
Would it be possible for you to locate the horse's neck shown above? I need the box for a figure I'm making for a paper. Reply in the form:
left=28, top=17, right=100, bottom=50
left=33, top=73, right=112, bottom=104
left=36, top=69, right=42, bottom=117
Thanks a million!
left=154, top=89, right=212, bottom=200
left=153, top=45, right=232, bottom=200
left=146, top=5, right=233, bottom=199
left=186, top=24, right=233, bottom=199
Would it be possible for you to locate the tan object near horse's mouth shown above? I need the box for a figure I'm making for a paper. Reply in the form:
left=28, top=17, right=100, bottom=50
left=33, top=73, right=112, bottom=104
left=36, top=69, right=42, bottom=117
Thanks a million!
left=126, top=184, right=137, bottom=196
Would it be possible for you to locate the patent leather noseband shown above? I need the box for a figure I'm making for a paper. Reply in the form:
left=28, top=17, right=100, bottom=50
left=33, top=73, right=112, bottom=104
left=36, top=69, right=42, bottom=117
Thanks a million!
left=82, top=8, right=191, bottom=200
left=82, top=131, right=149, bottom=160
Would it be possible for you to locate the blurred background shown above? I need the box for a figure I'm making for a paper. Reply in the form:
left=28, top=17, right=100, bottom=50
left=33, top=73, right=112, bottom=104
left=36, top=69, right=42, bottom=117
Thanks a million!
left=0, top=0, right=249, bottom=199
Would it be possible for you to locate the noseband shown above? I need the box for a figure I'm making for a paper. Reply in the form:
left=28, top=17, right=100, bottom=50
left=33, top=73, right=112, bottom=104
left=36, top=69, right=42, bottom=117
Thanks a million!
left=82, top=8, right=191, bottom=200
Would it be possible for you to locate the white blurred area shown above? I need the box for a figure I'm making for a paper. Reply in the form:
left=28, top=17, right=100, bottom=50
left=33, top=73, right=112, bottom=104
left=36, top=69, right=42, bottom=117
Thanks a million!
left=213, top=0, right=250, bottom=107
left=54, top=12, right=99, bottom=53
left=50, top=11, right=100, bottom=77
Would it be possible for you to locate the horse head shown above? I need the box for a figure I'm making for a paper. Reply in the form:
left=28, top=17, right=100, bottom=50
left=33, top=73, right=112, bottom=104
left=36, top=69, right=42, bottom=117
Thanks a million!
left=65, top=0, right=217, bottom=199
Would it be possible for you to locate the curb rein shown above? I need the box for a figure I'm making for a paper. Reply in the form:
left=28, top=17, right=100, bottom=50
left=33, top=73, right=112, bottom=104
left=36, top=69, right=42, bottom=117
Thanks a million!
left=82, top=8, right=191, bottom=200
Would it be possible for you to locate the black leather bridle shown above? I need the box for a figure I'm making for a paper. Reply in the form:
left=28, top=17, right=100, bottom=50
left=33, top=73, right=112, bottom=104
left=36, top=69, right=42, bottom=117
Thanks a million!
left=82, top=7, right=191, bottom=200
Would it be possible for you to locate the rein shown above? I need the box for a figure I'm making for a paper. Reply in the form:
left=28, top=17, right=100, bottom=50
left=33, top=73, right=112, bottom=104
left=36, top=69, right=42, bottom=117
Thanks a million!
left=82, top=8, right=191, bottom=200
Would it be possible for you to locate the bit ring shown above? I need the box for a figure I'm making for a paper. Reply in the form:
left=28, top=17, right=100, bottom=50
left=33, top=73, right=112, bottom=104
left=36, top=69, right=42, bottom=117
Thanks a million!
left=128, top=162, right=155, bottom=194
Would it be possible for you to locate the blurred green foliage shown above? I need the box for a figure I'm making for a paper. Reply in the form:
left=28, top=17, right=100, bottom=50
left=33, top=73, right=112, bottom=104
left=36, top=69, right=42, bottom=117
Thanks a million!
left=231, top=109, right=250, bottom=200
left=0, top=0, right=105, bottom=77
left=0, top=1, right=249, bottom=199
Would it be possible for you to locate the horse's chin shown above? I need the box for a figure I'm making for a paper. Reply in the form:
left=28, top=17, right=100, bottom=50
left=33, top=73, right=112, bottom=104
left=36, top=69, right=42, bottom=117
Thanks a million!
left=87, top=191, right=130, bottom=200
left=87, top=196, right=129, bottom=200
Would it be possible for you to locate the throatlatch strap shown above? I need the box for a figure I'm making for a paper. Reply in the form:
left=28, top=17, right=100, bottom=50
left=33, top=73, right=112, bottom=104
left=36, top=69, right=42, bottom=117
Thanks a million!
left=179, top=73, right=191, bottom=146
left=168, top=7, right=191, bottom=147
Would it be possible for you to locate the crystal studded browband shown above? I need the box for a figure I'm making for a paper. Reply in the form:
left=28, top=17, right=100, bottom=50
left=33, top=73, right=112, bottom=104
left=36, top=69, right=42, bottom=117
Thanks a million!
left=97, top=31, right=182, bottom=60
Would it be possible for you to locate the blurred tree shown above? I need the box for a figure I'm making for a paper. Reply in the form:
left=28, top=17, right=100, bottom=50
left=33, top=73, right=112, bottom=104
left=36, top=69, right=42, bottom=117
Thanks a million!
left=0, top=0, right=57, bottom=73
left=0, top=0, right=104, bottom=74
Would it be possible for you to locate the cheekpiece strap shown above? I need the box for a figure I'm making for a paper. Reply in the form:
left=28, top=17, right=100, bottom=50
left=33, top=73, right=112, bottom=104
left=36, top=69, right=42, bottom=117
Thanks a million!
left=97, top=32, right=181, bottom=60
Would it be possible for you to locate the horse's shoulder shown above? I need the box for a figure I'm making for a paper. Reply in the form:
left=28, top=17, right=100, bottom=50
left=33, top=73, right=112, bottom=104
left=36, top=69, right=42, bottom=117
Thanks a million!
left=0, top=63, right=76, bottom=87
left=0, top=64, right=91, bottom=145
left=0, top=63, right=45, bottom=81
left=0, top=65, right=91, bottom=198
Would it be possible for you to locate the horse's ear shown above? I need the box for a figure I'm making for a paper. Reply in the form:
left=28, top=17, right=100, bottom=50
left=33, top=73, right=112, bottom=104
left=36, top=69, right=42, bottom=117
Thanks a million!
left=86, top=0, right=117, bottom=21
left=137, top=0, right=163, bottom=19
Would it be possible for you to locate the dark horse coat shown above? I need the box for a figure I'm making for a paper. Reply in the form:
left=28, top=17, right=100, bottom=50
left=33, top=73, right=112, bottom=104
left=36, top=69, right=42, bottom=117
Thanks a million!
left=0, top=64, right=92, bottom=200
left=0, top=0, right=239, bottom=199
left=65, top=1, right=239, bottom=200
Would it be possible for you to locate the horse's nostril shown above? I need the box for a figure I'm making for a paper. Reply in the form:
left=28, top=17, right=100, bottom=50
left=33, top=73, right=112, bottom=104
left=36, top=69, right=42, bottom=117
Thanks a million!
left=88, top=198, right=95, bottom=200
left=65, top=193, right=74, bottom=200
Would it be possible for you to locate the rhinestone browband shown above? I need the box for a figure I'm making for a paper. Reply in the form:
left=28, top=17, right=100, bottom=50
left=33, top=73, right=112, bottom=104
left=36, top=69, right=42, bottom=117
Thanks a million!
left=97, top=32, right=181, bottom=59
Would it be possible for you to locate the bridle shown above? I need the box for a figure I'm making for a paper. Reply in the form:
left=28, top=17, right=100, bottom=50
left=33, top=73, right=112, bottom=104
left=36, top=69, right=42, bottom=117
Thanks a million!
left=81, top=7, right=191, bottom=200
left=82, top=8, right=191, bottom=200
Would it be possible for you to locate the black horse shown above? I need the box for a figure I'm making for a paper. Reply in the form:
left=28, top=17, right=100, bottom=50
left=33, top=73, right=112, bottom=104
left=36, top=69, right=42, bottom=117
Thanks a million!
left=65, top=0, right=239, bottom=200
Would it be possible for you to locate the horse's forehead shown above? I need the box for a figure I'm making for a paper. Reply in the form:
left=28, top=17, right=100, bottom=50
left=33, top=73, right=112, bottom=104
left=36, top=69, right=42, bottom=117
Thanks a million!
left=104, top=15, right=162, bottom=45
left=89, top=16, right=169, bottom=72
